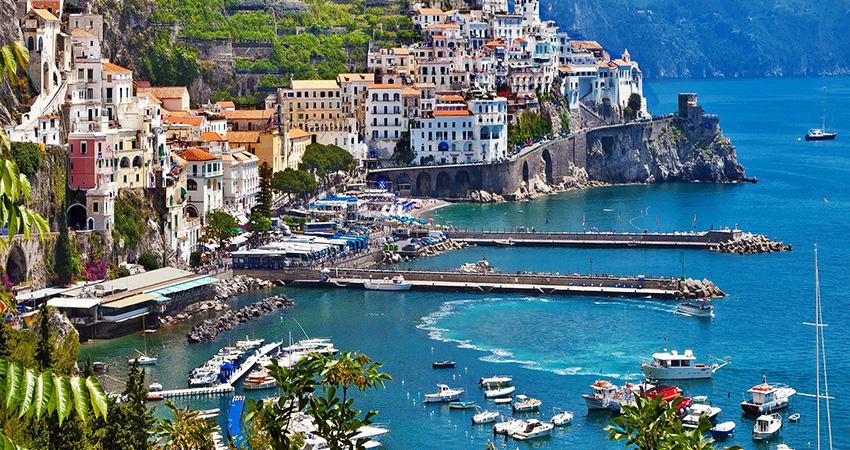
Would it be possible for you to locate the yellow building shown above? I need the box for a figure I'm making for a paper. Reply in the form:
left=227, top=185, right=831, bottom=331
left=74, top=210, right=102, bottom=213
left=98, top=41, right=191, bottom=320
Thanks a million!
left=286, top=128, right=311, bottom=169
left=227, top=129, right=287, bottom=173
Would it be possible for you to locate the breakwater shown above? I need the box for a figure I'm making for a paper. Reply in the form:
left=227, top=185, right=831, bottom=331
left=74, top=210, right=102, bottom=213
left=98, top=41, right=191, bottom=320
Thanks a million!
left=709, top=232, right=792, bottom=254
left=237, top=268, right=722, bottom=300
left=186, top=294, right=294, bottom=343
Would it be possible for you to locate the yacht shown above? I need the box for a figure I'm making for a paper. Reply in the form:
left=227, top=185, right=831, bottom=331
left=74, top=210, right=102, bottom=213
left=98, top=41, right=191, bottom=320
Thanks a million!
left=188, top=370, right=218, bottom=387
left=236, top=337, right=264, bottom=350
left=510, top=419, right=554, bottom=440
left=243, top=369, right=277, bottom=390
left=675, top=301, right=715, bottom=318
left=364, top=275, right=412, bottom=291
left=484, top=386, right=516, bottom=398
left=740, top=376, right=796, bottom=415
left=512, top=395, right=542, bottom=413
left=471, top=411, right=499, bottom=424
left=640, top=349, right=727, bottom=380
left=148, top=382, right=163, bottom=392
left=752, top=413, right=782, bottom=440
left=805, top=128, right=837, bottom=141
left=424, top=384, right=463, bottom=403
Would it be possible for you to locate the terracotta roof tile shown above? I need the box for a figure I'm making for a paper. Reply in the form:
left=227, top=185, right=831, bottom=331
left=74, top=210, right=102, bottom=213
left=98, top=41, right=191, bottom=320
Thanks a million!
left=226, top=131, right=262, bottom=143
left=201, top=131, right=226, bottom=142
left=70, top=28, right=95, bottom=39
left=165, top=115, right=204, bottom=127
left=221, top=109, right=274, bottom=120
left=31, top=8, right=59, bottom=21
left=287, top=128, right=310, bottom=139
left=434, top=109, right=471, bottom=117
left=103, top=62, right=131, bottom=74
left=178, top=148, right=218, bottom=162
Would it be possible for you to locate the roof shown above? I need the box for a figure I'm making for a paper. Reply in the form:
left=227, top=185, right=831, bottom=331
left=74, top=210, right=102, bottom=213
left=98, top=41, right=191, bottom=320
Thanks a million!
left=178, top=147, right=219, bottom=162
left=434, top=109, right=472, bottom=117
left=165, top=115, right=204, bottom=127
left=201, top=131, right=227, bottom=142
left=571, top=40, right=604, bottom=51
left=215, top=101, right=236, bottom=108
left=102, top=293, right=165, bottom=310
left=48, top=297, right=101, bottom=309
left=233, top=150, right=259, bottom=162
left=401, top=88, right=421, bottom=96
left=145, top=276, right=218, bottom=297
left=417, top=7, right=445, bottom=15
left=392, top=47, right=410, bottom=55
left=611, top=58, right=634, bottom=68
left=221, top=109, right=274, bottom=120
left=103, top=62, right=132, bottom=74
left=139, top=86, right=188, bottom=100
left=70, top=28, right=95, bottom=39
left=227, top=131, right=262, bottom=143
left=426, top=22, right=460, bottom=30
left=336, top=73, right=374, bottom=83
left=287, top=128, right=311, bottom=139
left=369, top=84, right=401, bottom=90
left=515, top=38, right=528, bottom=44
left=31, top=8, right=59, bottom=21
left=437, top=94, right=465, bottom=102
left=291, top=79, right=339, bottom=90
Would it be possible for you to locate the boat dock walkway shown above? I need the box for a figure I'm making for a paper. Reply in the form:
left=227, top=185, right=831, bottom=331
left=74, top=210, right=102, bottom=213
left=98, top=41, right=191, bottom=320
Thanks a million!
left=149, top=341, right=281, bottom=400
left=238, top=267, right=719, bottom=300
left=445, top=229, right=742, bottom=250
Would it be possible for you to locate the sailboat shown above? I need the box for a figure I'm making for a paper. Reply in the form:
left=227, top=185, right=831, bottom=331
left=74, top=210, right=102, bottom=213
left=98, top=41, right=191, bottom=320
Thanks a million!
left=797, top=245, right=833, bottom=449
left=128, top=316, right=157, bottom=365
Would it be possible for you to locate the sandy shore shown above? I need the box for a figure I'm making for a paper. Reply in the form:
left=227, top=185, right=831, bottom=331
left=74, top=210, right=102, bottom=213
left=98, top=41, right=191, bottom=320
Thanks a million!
left=412, top=199, right=452, bottom=218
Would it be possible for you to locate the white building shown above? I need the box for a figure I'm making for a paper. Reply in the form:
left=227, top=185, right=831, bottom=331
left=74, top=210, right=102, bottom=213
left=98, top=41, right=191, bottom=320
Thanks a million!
left=365, top=84, right=407, bottom=156
left=222, top=150, right=259, bottom=217
left=180, top=148, right=223, bottom=225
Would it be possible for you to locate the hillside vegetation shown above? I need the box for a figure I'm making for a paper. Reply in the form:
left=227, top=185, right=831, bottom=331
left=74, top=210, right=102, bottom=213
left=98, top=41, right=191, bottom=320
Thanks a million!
left=544, top=0, right=850, bottom=78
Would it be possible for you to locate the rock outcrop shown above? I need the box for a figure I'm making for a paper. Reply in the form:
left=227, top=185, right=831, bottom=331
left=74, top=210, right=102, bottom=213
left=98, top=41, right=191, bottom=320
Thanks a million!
left=711, top=233, right=791, bottom=254
left=186, top=294, right=294, bottom=343
left=681, top=278, right=724, bottom=299
left=0, top=0, right=25, bottom=126
left=214, top=275, right=276, bottom=300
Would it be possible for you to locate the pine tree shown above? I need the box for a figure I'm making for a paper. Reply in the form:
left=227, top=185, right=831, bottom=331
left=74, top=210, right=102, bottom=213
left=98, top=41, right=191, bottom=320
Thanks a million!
left=35, top=302, right=52, bottom=370
left=83, top=353, right=94, bottom=378
left=123, top=361, right=154, bottom=449
left=54, top=217, right=74, bottom=286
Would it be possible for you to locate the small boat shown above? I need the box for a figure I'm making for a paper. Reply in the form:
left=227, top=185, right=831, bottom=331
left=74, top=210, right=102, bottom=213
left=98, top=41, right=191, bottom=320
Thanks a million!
left=640, top=349, right=727, bottom=380
left=752, top=413, right=782, bottom=440
left=448, top=401, right=477, bottom=410
left=148, top=382, right=163, bottom=392
left=493, top=418, right=525, bottom=435
left=740, top=376, right=796, bottom=415
left=581, top=379, right=638, bottom=412
left=479, top=375, right=512, bottom=387
left=805, top=128, right=837, bottom=141
left=364, top=275, right=412, bottom=291
left=236, top=337, right=264, bottom=349
left=188, top=370, right=218, bottom=387
left=472, top=410, right=499, bottom=424
left=682, top=403, right=722, bottom=428
left=493, top=397, right=512, bottom=405
left=709, top=421, right=736, bottom=440
left=691, top=395, right=710, bottom=404
left=675, top=301, right=715, bottom=318
left=777, top=445, right=795, bottom=450
left=484, top=386, right=516, bottom=398
left=432, top=360, right=456, bottom=369
left=788, top=413, right=800, bottom=422
left=494, top=238, right=514, bottom=246
left=128, top=354, right=157, bottom=366
left=243, top=369, right=277, bottom=391
left=146, top=392, right=163, bottom=401
left=512, top=395, right=541, bottom=413
left=424, top=384, right=463, bottom=403
left=196, top=408, right=220, bottom=421
left=550, top=410, right=573, bottom=426
left=510, top=419, right=554, bottom=440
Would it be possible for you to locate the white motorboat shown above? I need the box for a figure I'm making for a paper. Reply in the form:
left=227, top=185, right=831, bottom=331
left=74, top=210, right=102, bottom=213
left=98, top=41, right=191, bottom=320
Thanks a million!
left=236, top=336, right=265, bottom=349
left=550, top=410, right=573, bottom=426
left=682, top=403, right=722, bottom=429
left=640, top=349, right=727, bottom=380
left=582, top=380, right=633, bottom=412
left=675, top=301, right=715, bottom=318
left=493, top=418, right=526, bottom=435
left=510, top=419, right=554, bottom=440
left=512, top=395, right=541, bottom=413
left=740, top=376, right=796, bottom=415
left=148, top=382, right=163, bottom=392
left=424, top=384, right=463, bottom=403
left=128, top=353, right=157, bottom=366
left=479, top=375, right=512, bottom=387
left=471, top=411, right=499, bottom=424
left=752, top=413, right=782, bottom=440
left=243, top=369, right=277, bottom=390
left=484, top=386, right=516, bottom=398
left=493, top=397, right=512, bottom=405
left=188, top=370, right=218, bottom=387
left=364, top=275, right=412, bottom=291
left=494, top=239, right=515, bottom=247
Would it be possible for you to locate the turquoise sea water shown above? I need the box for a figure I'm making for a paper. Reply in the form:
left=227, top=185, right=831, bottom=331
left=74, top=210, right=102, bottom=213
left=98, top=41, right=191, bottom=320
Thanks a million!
left=83, top=76, right=850, bottom=449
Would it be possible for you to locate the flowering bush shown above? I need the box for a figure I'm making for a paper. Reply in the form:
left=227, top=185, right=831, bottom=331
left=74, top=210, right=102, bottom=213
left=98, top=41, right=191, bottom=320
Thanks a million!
left=1, top=274, right=12, bottom=292
left=83, top=259, right=108, bottom=281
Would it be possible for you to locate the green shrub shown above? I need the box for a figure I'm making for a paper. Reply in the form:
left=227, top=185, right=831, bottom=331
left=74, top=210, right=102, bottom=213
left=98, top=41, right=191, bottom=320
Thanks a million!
left=10, top=142, right=42, bottom=178
left=113, top=196, right=147, bottom=249
left=137, top=252, right=160, bottom=271
left=189, top=251, right=202, bottom=268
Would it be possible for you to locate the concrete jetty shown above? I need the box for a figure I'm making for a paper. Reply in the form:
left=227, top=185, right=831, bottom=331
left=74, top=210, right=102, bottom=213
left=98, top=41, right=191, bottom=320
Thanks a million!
left=447, top=228, right=737, bottom=250
left=237, top=268, right=723, bottom=300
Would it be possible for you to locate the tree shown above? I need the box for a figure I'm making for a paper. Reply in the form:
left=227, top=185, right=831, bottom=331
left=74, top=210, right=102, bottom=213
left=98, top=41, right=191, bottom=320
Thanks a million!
left=625, top=93, right=643, bottom=121
left=154, top=401, right=216, bottom=450
left=140, top=31, right=200, bottom=87
left=246, top=352, right=390, bottom=450
left=54, top=219, right=74, bottom=286
left=97, top=361, right=154, bottom=450
left=508, top=110, right=552, bottom=149
left=299, top=143, right=355, bottom=179
left=257, top=162, right=274, bottom=216
left=246, top=212, right=272, bottom=246
left=137, top=251, right=160, bottom=271
left=392, top=131, right=414, bottom=165
left=203, top=210, right=239, bottom=250
left=35, top=302, right=53, bottom=370
left=272, top=168, right=316, bottom=203
left=606, top=395, right=740, bottom=450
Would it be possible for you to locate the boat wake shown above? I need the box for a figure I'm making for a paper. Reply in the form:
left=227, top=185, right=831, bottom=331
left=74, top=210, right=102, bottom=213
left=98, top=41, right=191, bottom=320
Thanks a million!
left=592, top=299, right=674, bottom=314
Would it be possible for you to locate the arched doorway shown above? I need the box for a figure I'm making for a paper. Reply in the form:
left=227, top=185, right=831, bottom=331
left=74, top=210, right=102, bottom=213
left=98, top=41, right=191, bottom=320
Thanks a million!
left=185, top=204, right=199, bottom=219
left=454, top=170, right=470, bottom=197
left=435, top=172, right=451, bottom=198
left=415, top=172, right=432, bottom=197
left=87, top=218, right=95, bottom=230
left=5, top=245, right=27, bottom=285
left=66, top=203, right=87, bottom=230
left=542, top=149, right=553, bottom=184
left=395, top=173, right=412, bottom=191
left=522, top=161, right=530, bottom=183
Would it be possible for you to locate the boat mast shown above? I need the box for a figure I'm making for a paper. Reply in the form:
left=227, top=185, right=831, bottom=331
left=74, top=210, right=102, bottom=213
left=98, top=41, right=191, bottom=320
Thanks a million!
left=805, top=245, right=833, bottom=450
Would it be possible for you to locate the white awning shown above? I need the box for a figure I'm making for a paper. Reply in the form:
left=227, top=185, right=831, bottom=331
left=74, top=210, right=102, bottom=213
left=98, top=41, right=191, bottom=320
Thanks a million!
left=47, top=297, right=102, bottom=309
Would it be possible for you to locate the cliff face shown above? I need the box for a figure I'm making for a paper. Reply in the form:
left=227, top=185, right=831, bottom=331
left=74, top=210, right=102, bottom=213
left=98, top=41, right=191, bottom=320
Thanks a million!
left=585, top=118, right=746, bottom=184
left=0, top=0, right=23, bottom=126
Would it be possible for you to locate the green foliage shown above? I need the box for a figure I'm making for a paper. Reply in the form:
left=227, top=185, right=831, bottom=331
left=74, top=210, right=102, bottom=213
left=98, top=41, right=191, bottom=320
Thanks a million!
left=113, top=195, right=147, bottom=249
left=54, top=224, right=73, bottom=286
left=189, top=251, right=203, bottom=268
left=508, top=110, right=552, bottom=148
left=93, top=362, right=153, bottom=450
left=34, top=303, right=52, bottom=370
left=246, top=212, right=272, bottom=235
left=393, top=131, right=414, bottom=165
left=257, top=162, right=273, bottom=217
left=154, top=400, right=215, bottom=449
left=204, top=210, right=238, bottom=249
left=9, top=142, right=42, bottom=178
left=246, top=352, right=390, bottom=449
left=299, top=143, right=355, bottom=178
left=559, top=111, right=570, bottom=132
left=606, top=394, right=739, bottom=450
left=137, top=251, right=160, bottom=271
left=272, top=168, right=317, bottom=201
left=140, top=31, right=200, bottom=87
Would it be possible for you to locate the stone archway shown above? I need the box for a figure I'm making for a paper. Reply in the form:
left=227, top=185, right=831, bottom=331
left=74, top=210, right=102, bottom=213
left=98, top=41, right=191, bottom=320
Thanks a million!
left=454, top=170, right=471, bottom=197
left=542, top=149, right=554, bottom=184
left=66, top=203, right=87, bottom=230
left=5, top=244, right=27, bottom=285
left=415, top=172, right=432, bottom=197
left=522, top=161, right=530, bottom=183
left=435, top=171, right=451, bottom=198
left=395, top=173, right=412, bottom=191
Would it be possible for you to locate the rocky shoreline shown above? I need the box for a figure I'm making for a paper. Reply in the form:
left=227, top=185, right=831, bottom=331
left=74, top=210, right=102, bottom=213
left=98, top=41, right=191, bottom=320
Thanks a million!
left=468, top=163, right=607, bottom=203
left=381, top=240, right=468, bottom=263
left=186, top=294, right=295, bottom=343
left=681, top=278, right=724, bottom=299
left=711, top=233, right=792, bottom=254
left=159, top=275, right=278, bottom=327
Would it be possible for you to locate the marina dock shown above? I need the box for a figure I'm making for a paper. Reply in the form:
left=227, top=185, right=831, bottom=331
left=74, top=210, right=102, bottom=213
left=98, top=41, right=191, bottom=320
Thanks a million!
left=238, top=268, right=721, bottom=300
left=446, top=229, right=741, bottom=250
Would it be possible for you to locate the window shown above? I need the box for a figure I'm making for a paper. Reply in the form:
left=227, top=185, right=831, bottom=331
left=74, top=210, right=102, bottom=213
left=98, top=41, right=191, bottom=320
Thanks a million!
left=93, top=202, right=99, bottom=212
left=81, top=142, right=87, bottom=154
